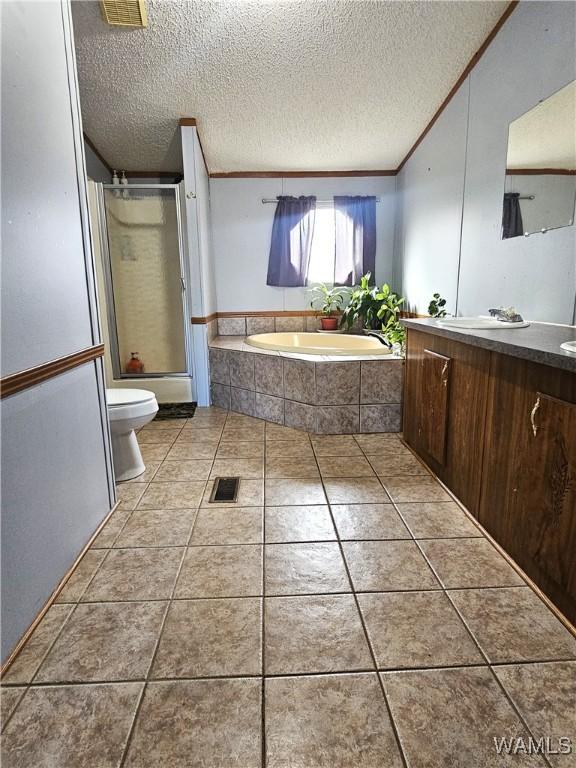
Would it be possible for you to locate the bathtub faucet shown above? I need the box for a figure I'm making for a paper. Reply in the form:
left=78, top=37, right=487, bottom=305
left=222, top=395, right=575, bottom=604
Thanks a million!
left=365, top=330, right=393, bottom=348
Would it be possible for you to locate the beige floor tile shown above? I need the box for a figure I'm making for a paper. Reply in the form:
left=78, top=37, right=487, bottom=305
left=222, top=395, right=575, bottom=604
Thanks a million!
left=331, top=503, right=410, bottom=540
left=91, top=507, right=132, bottom=548
left=266, top=440, right=315, bottom=459
left=1, top=682, right=143, bottom=768
left=382, top=667, right=542, bottom=768
left=380, top=475, right=453, bottom=503
left=124, top=679, right=261, bottom=768
left=494, top=661, right=576, bottom=761
left=137, top=481, right=206, bottom=510
left=324, top=477, right=390, bottom=505
left=140, top=443, right=172, bottom=462
left=226, top=413, right=264, bottom=427
left=82, top=548, right=184, bottom=602
left=176, top=427, right=224, bottom=442
left=397, top=501, right=481, bottom=539
left=1, top=688, right=25, bottom=731
left=265, top=543, right=350, bottom=596
left=419, top=538, right=525, bottom=588
left=217, top=441, right=265, bottom=459
left=266, top=673, right=403, bottom=768
left=116, top=483, right=146, bottom=511
left=201, top=478, right=264, bottom=507
left=190, top=507, right=263, bottom=545
left=153, top=460, right=212, bottom=482
left=221, top=425, right=265, bottom=442
left=358, top=591, right=483, bottom=669
left=449, top=587, right=576, bottom=663
left=265, top=506, right=335, bottom=543
left=210, top=458, right=264, bottom=479
left=175, top=545, right=263, bottom=598
left=317, top=455, right=376, bottom=478
left=114, top=508, right=196, bottom=548
left=353, top=434, right=401, bottom=453
left=56, top=550, right=107, bottom=603
left=265, top=478, right=327, bottom=506
left=35, top=601, right=167, bottom=683
left=265, top=456, right=320, bottom=479
left=1, top=606, right=73, bottom=684
left=137, top=430, right=179, bottom=445
left=142, top=418, right=185, bottom=431
left=152, top=597, right=262, bottom=678
left=265, top=424, right=309, bottom=441
left=367, top=453, right=429, bottom=476
left=311, top=435, right=363, bottom=457
left=265, top=595, right=372, bottom=675
left=342, top=540, right=439, bottom=592
left=121, top=461, right=161, bottom=484
left=166, top=442, right=218, bottom=460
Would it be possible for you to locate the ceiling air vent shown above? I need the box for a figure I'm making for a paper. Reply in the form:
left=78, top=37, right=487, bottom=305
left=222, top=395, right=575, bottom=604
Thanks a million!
left=100, top=0, right=148, bottom=27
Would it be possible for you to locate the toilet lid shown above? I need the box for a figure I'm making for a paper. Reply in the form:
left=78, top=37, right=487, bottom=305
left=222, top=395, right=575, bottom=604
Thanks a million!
left=106, top=388, right=156, bottom=407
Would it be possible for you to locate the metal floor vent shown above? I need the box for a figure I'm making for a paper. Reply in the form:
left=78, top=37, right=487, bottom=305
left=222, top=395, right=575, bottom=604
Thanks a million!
left=209, top=477, right=240, bottom=503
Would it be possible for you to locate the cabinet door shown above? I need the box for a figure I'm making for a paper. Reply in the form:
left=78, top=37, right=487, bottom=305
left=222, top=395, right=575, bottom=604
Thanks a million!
left=404, top=329, right=490, bottom=514
left=480, top=355, right=576, bottom=623
left=419, top=349, right=451, bottom=464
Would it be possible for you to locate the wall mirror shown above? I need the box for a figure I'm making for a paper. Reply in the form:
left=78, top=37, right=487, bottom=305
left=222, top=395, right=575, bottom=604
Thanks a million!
left=502, top=79, right=576, bottom=239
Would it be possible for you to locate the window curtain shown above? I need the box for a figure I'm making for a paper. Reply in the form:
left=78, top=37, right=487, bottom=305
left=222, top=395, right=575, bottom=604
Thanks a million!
left=502, top=193, right=524, bottom=239
left=266, top=196, right=316, bottom=287
left=334, top=196, right=376, bottom=285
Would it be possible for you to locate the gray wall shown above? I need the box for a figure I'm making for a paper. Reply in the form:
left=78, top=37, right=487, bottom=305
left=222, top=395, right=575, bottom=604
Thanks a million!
left=1, top=0, right=114, bottom=662
left=395, top=1, right=576, bottom=324
left=84, top=139, right=111, bottom=182
left=210, top=176, right=397, bottom=312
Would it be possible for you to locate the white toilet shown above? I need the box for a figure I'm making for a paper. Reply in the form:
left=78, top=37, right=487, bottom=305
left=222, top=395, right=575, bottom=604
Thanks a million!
left=106, top=388, right=159, bottom=482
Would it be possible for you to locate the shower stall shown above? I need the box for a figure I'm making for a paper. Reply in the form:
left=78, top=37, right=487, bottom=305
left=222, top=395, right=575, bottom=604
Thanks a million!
left=92, top=183, right=194, bottom=401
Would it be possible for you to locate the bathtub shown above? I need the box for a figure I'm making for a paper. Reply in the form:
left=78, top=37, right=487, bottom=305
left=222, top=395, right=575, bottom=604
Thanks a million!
left=245, top=332, right=391, bottom=356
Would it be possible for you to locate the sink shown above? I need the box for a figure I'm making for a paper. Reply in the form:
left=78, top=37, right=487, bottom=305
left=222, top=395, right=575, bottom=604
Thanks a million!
left=561, top=341, right=576, bottom=353
left=437, top=317, right=530, bottom=330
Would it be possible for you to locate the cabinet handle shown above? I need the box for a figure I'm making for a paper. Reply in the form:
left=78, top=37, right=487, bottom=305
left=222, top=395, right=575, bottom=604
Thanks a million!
left=530, top=396, right=541, bottom=437
left=441, top=361, right=449, bottom=387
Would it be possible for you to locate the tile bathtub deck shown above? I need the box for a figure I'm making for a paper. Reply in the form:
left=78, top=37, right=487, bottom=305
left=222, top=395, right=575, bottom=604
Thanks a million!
left=2, top=407, right=576, bottom=768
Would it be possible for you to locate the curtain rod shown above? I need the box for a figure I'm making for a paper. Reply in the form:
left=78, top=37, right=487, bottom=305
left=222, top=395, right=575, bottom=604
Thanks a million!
left=519, top=195, right=535, bottom=200
left=262, top=197, right=382, bottom=204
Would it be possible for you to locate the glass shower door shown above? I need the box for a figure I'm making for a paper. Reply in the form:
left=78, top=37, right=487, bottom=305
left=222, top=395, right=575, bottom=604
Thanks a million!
left=99, top=185, right=189, bottom=377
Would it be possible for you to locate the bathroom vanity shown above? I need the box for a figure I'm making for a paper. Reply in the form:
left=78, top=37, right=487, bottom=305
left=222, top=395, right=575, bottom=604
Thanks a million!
left=402, top=319, right=576, bottom=624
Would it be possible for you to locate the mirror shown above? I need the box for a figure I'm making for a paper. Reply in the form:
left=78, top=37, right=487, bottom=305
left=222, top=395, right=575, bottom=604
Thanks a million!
left=502, top=80, right=576, bottom=239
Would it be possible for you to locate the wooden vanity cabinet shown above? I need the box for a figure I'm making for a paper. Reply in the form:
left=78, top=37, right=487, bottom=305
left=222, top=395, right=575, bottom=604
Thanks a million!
left=404, top=326, right=576, bottom=623
left=478, top=354, right=576, bottom=622
left=403, top=329, right=490, bottom=515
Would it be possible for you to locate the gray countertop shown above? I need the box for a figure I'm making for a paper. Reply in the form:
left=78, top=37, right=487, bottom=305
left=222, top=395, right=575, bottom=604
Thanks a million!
left=401, top=318, right=576, bottom=373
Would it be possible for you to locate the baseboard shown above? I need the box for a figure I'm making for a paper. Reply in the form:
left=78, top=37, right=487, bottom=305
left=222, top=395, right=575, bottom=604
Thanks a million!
left=0, top=500, right=120, bottom=676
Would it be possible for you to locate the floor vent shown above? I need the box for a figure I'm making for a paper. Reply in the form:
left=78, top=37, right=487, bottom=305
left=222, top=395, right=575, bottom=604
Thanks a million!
left=209, top=477, right=240, bottom=504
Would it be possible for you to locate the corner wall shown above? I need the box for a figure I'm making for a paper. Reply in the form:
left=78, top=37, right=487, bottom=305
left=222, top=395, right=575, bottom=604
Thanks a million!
left=395, top=1, right=576, bottom=324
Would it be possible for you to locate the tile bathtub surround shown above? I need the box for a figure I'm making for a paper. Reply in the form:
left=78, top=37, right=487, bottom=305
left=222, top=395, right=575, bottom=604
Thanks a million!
left=3, top=406, right=575, bottom=766
left=209, top=337, right=404, bottom=433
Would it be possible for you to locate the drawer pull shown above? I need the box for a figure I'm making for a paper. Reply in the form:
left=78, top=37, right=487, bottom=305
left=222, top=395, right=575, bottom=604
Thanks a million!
left=530, top=396, right=541, bottom=437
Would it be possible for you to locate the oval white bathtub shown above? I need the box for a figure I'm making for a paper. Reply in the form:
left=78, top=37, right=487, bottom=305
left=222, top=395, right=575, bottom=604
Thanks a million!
left=245, top=332, right=391, bottom=356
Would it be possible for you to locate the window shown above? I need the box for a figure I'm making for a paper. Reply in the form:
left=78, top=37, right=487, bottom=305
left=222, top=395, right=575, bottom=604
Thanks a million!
left=306, top=203, right=336, bottom=285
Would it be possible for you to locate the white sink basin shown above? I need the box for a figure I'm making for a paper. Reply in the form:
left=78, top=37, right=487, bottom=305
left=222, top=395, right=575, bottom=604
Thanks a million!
left=561, top=341, right=576, bottom=353
left=437, top=317, right=530, bottom=330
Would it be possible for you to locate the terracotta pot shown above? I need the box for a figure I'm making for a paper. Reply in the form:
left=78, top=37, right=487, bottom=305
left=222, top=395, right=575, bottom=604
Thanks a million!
left=320, top=316, right=339, bottom=331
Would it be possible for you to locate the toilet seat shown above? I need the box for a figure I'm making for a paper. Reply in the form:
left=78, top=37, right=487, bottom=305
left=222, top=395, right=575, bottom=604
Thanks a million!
left=106, top=388, right=158, bottom=422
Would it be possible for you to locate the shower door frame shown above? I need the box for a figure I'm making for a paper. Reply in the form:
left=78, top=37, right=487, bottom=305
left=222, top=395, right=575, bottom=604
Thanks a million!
left=96, top=183, right=193, bottom=380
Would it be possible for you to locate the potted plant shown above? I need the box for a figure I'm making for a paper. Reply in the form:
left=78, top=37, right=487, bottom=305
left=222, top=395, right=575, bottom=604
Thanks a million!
left=428, top=292, right=448, bottom=318
left=308, top=283, right=348, bottom=331
left=340, top=273, right=405, bottom=349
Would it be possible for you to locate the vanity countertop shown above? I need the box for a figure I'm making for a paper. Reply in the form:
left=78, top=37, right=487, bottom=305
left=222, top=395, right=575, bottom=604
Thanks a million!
left=401, top=318, right=576, bottom=373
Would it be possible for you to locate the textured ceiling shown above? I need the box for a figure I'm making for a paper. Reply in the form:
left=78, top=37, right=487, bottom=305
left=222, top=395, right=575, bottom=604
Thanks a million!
left=507, top=80, right=576, bottom=169
left=72, top=0, right=508, bottom=173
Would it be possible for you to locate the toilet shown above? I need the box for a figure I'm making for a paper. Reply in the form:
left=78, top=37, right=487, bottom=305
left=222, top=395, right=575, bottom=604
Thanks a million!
left=106, top=388, right=159, bottom=482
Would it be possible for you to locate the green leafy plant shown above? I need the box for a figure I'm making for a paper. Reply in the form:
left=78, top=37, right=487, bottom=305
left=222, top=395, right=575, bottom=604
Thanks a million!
left=428, top=292, right=447, bottom=318
left=308, top=283, right=347, bottom=316
left=340, top=273, right=405, bottom=351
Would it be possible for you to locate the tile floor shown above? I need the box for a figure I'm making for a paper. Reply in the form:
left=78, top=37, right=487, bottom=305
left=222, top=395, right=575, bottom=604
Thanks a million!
left=2, top=407, right=576, bottom=768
